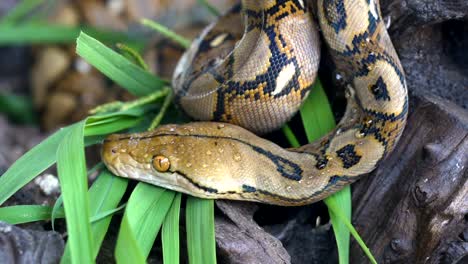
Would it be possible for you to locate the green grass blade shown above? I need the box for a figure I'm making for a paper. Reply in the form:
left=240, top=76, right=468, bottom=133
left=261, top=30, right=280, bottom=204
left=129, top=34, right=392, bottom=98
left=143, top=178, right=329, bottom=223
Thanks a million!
left=324, top=188, right=351, bottom=264
left=76, top=32, right=168, bottom=97
left=197, top=0, right=221, bottom=16
left=0, top=0, right=44, bottom=25
left=51, top=195, right=63, bottom=230
left=84, top=104, right=162, bottom=137
left=0, top=92, right=37, bottom=124
left=300, top=80, right=351, bottom=263
left=162, top=193, right=182, bottom=264
left=0, top=24, right=137, bottom=45
left=0, top=115, right=128, bottom=207
left=115, top=183, right=175, bottom=260
left=61, top=170, right=129, bottom=262
left=0, top=123, right=76, bottom=205
left=140, top=19, right=190, bottom=49
left=325, top=196, right=377, bottom=264
left=86, top=105, right=153, bottom=125
left=85, top=117, right=143, bottom=136
left=148, top=90, right=173, bottom=130
left=56, top=121, right=94, bottom=264
left=90, top=203, right=126, bottom=223
left=186, top=197, right=216, bottom=264
left=300, top=79, right=336, bottom=141
left=87, top=109, right=148, bottom=123
left=116, top=43, right=149, bottom=71
left=281, top=124, right=300, bottom=148
left=0, top=23, right=78, bottom=43
left=115, top=216, right=146, bottom=264
left=0, top=205, right=64, bottom=224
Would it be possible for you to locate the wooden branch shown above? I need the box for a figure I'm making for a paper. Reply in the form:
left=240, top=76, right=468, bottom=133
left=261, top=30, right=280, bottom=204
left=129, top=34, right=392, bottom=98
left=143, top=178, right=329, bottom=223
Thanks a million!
left=350, top=95, right=468, bottom=263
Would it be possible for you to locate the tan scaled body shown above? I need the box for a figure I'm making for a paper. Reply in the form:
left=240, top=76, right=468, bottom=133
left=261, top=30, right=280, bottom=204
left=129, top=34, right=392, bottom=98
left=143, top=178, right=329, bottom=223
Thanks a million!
left=102, top=0, right=408, bottom=206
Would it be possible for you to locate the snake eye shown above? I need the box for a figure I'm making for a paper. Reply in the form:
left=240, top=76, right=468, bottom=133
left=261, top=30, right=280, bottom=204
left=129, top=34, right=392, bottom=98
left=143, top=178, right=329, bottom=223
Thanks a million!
left=153, top=155, right=170, bottom=172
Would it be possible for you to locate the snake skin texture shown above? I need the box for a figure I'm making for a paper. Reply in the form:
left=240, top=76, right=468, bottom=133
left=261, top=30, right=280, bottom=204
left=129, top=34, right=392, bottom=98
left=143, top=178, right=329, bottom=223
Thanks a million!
left=101, top=0, right=408, bottom=206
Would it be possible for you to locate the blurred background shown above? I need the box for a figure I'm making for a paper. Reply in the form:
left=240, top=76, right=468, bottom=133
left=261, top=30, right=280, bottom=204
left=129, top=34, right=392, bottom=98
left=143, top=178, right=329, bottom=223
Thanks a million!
left=0, top=0, right=238, bottom=131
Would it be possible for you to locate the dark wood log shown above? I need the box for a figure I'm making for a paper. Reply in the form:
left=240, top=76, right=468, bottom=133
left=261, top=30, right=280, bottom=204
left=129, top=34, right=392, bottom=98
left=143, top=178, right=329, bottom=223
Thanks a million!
left=215, top=201, right=291, bottom=264
left=381, top=0, right=468, bottom=109
left=350, top=95, right=468, bottom=263
left=0, top=221, right=64, bottom=264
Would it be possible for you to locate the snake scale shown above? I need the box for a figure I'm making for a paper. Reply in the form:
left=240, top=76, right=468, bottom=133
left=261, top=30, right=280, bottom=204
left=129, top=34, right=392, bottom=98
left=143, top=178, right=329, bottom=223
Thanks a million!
left=102, top=0, right=408, bottom=206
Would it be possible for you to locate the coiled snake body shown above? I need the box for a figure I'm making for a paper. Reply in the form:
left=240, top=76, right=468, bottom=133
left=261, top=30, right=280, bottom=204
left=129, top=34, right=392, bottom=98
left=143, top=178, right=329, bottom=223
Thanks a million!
left=102, top=0, right=408, bottom=206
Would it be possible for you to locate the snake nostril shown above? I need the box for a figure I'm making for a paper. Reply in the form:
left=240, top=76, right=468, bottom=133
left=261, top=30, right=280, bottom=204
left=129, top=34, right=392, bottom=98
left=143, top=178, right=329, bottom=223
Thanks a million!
left=111, top=148, right=117, bottom=154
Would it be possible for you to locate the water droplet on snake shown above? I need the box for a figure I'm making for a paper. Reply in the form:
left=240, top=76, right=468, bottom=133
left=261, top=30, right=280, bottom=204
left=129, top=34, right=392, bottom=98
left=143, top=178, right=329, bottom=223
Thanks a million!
left=315, top=216, right=322, bottom=227
left=218, top=148, right=224, bottom=153
left=233, top=154, right=241, bottom=161
left=186, top=162, right=192, bottom=168
left=202, top=164, right=208, bottom=168
left=169, top=127, right=175, bottom=132
left=286, top=186, right=292, bottom=191
left=217, top=124, right=225, bottom=129
left=355, top=130, right=366, bottom=138
left=206, top=150, right=212, bottom=155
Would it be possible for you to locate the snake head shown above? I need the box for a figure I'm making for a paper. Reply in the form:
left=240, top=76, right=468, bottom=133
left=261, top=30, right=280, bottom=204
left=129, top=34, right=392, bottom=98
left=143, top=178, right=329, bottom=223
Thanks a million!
left=101, top=122, right=265, bottom=198
left=101, top=122, right=330, bottom=205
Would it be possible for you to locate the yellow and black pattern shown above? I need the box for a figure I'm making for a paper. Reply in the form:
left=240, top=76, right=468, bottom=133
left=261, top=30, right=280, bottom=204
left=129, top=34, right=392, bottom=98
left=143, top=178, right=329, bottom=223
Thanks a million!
left=173, top=0, right=320, bottom=134
left=101, top=0, right=408, bottom=206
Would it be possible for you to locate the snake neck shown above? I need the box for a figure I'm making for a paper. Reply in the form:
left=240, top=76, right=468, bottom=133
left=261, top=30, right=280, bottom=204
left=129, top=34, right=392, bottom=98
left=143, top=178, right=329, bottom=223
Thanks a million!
left=315, top=0, right=408, bottom=157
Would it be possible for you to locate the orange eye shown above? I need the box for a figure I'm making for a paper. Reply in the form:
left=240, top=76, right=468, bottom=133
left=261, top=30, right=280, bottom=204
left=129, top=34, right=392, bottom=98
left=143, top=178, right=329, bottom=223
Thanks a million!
left=153, top=155, right=170, bottom=172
